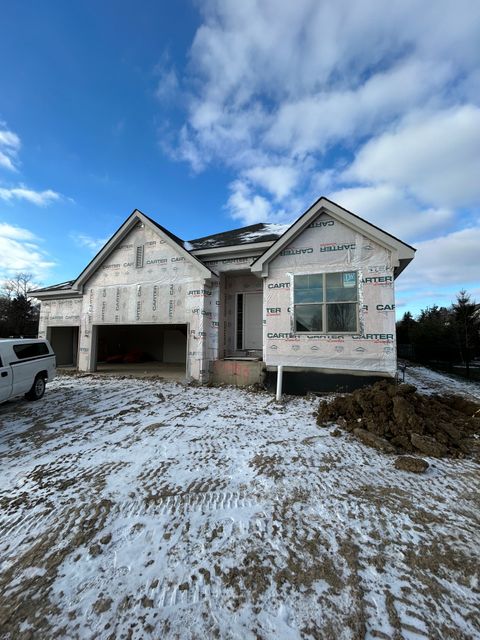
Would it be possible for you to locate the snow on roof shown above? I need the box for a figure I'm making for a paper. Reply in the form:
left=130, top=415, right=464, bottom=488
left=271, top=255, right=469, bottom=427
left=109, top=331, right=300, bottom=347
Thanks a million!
left=188, top=222, right=290, bottom=250
left=233, top=223, right=291, bottom=244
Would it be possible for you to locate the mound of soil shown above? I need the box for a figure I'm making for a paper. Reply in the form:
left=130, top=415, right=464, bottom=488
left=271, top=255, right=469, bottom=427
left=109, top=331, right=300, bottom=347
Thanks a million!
left=317, top=381, right=480, bottom=458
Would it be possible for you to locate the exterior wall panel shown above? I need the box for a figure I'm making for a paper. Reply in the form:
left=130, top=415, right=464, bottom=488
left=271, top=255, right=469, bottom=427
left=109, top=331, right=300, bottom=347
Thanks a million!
left=264, top=213, right=396, bottom=375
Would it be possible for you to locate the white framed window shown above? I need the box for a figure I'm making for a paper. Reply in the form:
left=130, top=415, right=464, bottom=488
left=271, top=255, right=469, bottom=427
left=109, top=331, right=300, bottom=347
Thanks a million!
left=293, top=271, right=359, bottom=334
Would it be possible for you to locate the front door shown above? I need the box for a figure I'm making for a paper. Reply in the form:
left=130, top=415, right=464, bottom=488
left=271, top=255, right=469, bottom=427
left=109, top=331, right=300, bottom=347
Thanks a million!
left=243, top=292, right=263, bottom=350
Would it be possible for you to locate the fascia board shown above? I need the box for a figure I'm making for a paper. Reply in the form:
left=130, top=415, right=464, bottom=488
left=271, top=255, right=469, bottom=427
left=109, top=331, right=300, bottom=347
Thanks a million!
left=191, top=241, right=273, bottom=257
left=29, top=290, right=82, bottom=300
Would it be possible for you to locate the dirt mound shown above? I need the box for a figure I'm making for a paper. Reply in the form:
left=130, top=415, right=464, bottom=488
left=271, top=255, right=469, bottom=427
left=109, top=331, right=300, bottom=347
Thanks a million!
left=317, top=381, right=480, bottom=458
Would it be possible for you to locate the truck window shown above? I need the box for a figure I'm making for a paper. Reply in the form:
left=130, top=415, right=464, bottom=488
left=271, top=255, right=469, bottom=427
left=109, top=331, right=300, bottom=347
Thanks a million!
left=13, top=343, right=49, bottom=359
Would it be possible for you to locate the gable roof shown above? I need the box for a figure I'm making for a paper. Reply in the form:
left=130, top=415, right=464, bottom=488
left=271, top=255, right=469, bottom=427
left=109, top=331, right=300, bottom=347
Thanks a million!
left=250, top=196, right=416, bottom=278
left=32, top=217, right=290, bottom=296
left=31, top=197, right=416, bottom=297
left=75, top=209, right=216, bottom=288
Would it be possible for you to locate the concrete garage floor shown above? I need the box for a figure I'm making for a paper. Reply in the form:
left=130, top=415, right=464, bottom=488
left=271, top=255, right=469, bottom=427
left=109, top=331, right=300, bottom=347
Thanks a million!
left=59, top=362, right=187, bottom=381
left=96, top=362, right=186, bottom=380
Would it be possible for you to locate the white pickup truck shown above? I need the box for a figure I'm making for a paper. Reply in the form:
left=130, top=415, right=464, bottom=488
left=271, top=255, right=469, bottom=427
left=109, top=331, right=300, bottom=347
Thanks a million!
left=0, top=339, right=56, bottom=403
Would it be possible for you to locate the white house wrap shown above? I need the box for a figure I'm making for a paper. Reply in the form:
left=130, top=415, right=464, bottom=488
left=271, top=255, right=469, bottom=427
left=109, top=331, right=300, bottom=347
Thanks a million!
left=263, top=213, right=396, bottom=374
left=34, top=198, right=415, bottom=389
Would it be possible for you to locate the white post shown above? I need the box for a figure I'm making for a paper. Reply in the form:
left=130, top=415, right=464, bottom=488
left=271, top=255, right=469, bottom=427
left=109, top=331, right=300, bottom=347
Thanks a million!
left=276, top=365, right=283, bottom=401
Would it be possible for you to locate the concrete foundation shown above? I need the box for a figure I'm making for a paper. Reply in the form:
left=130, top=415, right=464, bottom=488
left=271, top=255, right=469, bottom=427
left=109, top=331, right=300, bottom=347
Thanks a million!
left=212, top=359, right=265, bottom=387
left=265, top=368, right=393, bottom=395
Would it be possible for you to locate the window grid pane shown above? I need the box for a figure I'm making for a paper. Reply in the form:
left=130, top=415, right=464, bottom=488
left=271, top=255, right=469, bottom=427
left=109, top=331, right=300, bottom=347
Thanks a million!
left=327, top=303, right=358, bottom=332
left=294, top=274, right=323, bottom=304
left=326, top=271, right=357, bottom=302
left=294, top=304, right=323, bottom=332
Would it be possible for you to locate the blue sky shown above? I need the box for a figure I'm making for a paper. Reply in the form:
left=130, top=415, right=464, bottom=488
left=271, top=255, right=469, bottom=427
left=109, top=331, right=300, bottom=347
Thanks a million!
left=0, top=0, right=479, bottom=317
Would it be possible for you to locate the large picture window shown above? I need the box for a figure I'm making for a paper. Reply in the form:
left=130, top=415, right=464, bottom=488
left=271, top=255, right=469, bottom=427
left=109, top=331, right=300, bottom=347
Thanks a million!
left=294, top=271, right=358, bottom=333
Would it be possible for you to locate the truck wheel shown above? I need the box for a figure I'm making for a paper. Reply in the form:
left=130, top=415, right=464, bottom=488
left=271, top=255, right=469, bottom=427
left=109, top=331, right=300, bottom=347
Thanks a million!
left=26, top=375, right=46, bottom=401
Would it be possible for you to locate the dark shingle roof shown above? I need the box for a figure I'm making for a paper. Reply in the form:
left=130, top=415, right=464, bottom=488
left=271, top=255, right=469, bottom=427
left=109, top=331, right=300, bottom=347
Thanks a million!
left=31, top=280, right=76, bottom=294
left=187, top=222, right=289, bottom=250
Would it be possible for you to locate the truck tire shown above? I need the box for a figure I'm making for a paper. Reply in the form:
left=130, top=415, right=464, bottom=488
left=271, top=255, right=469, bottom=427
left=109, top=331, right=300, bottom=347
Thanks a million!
left=26, top=375, right=46, bottom=401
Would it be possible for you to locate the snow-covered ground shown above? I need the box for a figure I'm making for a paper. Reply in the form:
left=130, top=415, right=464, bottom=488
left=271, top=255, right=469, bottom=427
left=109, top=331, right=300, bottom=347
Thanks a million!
left=0, top=366, right=479, bottom=639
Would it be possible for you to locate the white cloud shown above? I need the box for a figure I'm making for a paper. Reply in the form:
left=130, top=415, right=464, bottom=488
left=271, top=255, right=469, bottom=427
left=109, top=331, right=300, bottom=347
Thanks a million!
left=0, top=222, right=36, bottom=241
left=243, top=165, right=299, bottom=200
left=181, top=0, right=480, bottom=162
left=329, top=184, right=454, bottom=242
left=345, top=105, right=480, bottom=208
left=226, top=180, right=273, bottom=224
left=0, top=123, right=69, bottom=206
left=156, top=68, right=179, bottom=103
left=154, top=50, right=180, bottom=105
left=0, top=125, right=21, bottom=172
left=166, top=0, right=480, bottom=229
left=0, top=222, right=55, bottom=281
left=226, top=180, right=292, bottom=225
left=70, top=233, right=107, bottom=252
left=264, top=59, right=452, bottom=156
left=0, top=186, right=63, bottom=206
left=398, top=227, right=480, bottom=290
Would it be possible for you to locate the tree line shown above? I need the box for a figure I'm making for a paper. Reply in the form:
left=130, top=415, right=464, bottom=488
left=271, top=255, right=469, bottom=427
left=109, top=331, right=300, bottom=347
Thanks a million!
left=0, top=273, right=39, bottom=338
left=396, top=290, right=480, bottom=378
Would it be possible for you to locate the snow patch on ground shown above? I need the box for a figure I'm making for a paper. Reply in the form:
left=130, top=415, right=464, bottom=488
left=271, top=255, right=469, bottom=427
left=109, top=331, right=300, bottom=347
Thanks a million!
left=404, top=362, right=480, bottom=399
left=0, top=368, right=479, bottom=639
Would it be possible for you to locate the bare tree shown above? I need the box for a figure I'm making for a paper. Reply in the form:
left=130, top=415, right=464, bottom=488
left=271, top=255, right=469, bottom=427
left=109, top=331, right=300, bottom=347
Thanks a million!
left=0, top=273, right=41, bottom=337
left=2, top=273, right=37, bottom=299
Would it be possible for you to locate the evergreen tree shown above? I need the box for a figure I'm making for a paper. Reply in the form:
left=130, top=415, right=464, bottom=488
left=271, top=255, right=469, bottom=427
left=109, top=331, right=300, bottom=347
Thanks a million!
left=452, top=290, right=480, bottom=378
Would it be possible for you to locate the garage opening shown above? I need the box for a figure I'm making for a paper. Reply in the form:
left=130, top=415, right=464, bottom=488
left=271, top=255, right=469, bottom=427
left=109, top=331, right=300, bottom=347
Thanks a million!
left=48, top=326, right=79, bottom=367
left=95, top=324, right=187, bottom=380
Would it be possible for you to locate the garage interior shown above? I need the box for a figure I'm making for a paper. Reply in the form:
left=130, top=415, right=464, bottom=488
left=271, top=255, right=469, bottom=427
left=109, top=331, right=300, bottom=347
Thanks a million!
left=48, top=326, right=79, bottom=367
left=95, top=324, right=187, bottom=380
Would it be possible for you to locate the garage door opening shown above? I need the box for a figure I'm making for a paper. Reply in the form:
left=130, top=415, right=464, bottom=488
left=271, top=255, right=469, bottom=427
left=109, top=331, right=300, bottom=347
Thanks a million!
left=95, top=324, right=187, bottom=380
left=48, top=326, right=79, bottom=367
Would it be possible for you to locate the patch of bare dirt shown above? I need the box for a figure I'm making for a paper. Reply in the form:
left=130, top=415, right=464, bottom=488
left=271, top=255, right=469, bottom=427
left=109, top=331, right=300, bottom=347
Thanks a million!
left=0, top=499, right=113, bottom=638
left=317, top=380, right=480, bottom=458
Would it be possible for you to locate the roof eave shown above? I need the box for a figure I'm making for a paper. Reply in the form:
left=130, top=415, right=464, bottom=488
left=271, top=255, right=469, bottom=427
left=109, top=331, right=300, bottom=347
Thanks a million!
left=191, top=240, right=274, bottom=257
left=29, top=288, right=82, bottom=300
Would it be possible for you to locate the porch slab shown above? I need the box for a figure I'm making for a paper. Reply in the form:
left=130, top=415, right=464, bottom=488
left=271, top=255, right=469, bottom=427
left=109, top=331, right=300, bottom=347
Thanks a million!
left=212, top=359, right=265, bottom=387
